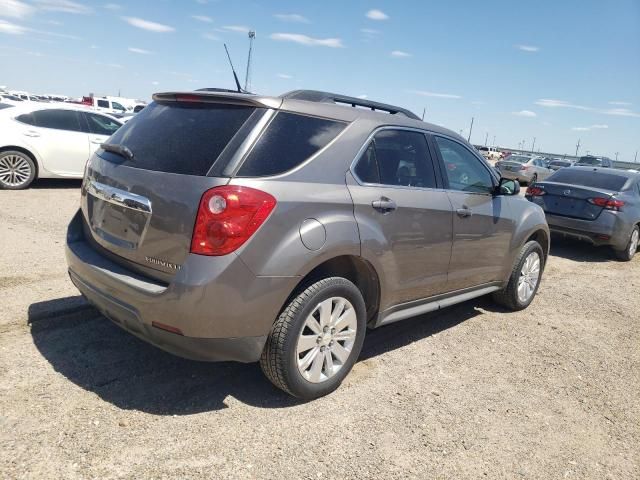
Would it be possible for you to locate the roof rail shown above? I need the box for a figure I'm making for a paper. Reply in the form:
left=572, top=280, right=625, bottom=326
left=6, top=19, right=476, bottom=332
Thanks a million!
left=281, top=90, right=421, bottom=120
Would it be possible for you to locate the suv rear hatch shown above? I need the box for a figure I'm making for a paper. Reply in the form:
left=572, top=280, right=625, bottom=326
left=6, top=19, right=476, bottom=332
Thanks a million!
left=529, top=169, right=628, bottom=221
left=80, top=93, right=277, bottom=281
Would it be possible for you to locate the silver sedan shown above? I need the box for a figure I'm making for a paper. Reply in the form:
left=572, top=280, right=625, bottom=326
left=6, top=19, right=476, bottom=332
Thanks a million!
left=496, top=155, right=554, bottom=184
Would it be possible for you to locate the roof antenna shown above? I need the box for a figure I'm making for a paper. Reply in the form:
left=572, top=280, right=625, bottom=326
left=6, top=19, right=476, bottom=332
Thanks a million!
left=224, top=43, right=243, bottom=93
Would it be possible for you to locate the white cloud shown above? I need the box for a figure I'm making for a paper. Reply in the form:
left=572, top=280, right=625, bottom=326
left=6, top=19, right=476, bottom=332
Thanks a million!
left=34, top=0, right=92, bottom=14
left=128, top=47, right=152, bottom=54
left=122, top=16, right=175, bottom=32
left=390, top=50, right=411, bottom=57
left=366, top=9, right=388, bottom=20
left=151, top=81, right=159, bottom=85
left=0, top=0, right=35, bottom=19
left=103, top=3, right=121, bottom=10
left=515, top=44, right=539, bottom=52
left=270, top=32, right=344, bottom=48
left=536, top=98, right=640, bottom=117
left=535, top=99, right=591, bottom=110
left=571, top=124, right=608, bottom=131
left=277, top=73, right=292, bottom=79
left=274, top=13, right=309, bottom=23
left=357, top=94, right=367, bottom=99
left=191, top=14, right=212, bottom=23
left=409, top=89, right=462, bottom=99
left=202, top=32, right=219, bottom=40
left=0, top=19, right=27, bottom=34
left=608, top=101, right=631, bottom=106
left=603, top=108, right=640, bottom=118
left=221, top=25, right=250, bottom=33
left=512, top=110, right=537, bottom=117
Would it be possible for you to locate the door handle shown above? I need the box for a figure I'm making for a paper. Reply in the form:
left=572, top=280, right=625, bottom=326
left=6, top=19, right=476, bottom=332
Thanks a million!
left=372, top=197, right=397, bottom=213
left=23, top=130, right=40, bottom=138
left=456, top=207, right=472, bottom=218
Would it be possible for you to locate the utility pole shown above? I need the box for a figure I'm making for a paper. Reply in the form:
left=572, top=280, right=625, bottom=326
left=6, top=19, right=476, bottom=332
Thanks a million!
left=531, top=137, right=536, bottom=153
left=484, top=132, right=488, bottom=146
left=575, top=139, right=581, bottom=156
left=635, top=151, right=638, bottom=163
left=244, top=30, right=256, bottom=91
left=467, top=117, right=474, bottom=143
left=492, top=135, right=496, bottom=147
left=615, top=152, right=619, bottom=162
left=522, top=139, right=526, bottom=151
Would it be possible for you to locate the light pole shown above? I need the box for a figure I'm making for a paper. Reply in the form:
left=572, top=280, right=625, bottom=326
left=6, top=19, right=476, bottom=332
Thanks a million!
left=492, top=135, right=496, bottom=147
left=635, top=151, right=638, bottom=163
left=615, top=152, right=619, bottom=162
left=531, top=137, right=536, bottom=153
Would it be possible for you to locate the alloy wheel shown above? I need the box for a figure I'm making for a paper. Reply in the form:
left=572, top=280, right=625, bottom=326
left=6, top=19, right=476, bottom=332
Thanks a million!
left=517, top=251, right=541, bottom=303
left=296, top=296, right=358, bottom=383
left=0, top=154, right=32, bottom=187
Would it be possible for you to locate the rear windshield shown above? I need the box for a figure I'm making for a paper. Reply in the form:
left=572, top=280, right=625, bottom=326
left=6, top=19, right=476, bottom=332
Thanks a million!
left=577, top=156, right=603, bottom=165
left=506, top=155, right=530, bottom=163
left=99, top=102, right=256, bottom=176
left=236, top=112, right=346, bottom=177
left=548, top=169, right=628, bottom=191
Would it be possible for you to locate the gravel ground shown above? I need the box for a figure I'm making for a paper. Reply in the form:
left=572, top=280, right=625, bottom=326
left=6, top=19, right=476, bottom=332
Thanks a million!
left=1, top=180, right=638, bottom=479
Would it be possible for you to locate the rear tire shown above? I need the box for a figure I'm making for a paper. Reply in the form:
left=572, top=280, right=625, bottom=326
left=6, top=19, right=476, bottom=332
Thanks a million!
left=530, top=173, right=538, bottom=184
left=0, top=150, right=36, bottom=190
left=260, top=277, right=366, bottom=400
left=493, top=241, right=544, bottom=311
left=614, top=226, right=639, bottom=262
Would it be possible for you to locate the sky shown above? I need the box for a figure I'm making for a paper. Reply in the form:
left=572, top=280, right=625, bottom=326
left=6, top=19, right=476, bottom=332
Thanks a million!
left=1, top=0, right=639, bottom=162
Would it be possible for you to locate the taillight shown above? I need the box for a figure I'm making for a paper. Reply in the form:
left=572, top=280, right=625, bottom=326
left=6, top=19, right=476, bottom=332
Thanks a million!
left=191, top=185, right=276, bottom=256
left=588, top=197, right=624, bottom=211
left=526, top=186, right=546, bottom=196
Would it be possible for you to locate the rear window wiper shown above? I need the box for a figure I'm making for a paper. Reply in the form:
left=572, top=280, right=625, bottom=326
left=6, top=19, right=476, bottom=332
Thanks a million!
left=100, top=143, right=134, bottom=161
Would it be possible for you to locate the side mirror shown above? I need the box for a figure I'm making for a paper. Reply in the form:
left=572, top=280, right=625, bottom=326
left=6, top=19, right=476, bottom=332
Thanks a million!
left=496, top=178, right=520, bottom=196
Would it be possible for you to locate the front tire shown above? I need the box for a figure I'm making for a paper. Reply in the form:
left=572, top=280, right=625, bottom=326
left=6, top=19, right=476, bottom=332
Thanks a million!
left=614, top=226, right=639, bottom=262
left=260, top=277, right=367, bottom=400
left=493, top=240, right=544, bottom=311
left=0, top=150, right=36, bottom=190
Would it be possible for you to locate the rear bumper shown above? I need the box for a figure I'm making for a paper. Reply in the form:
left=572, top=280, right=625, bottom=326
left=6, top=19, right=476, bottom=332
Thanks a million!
left=500, top=169, right=532, bottom=183
left=545, top=212, right=629, bottom=249
left=65, top=210, right=297, bottom=363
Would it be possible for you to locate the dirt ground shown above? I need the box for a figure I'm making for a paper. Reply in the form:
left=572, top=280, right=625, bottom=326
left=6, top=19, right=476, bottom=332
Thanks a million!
left=1, top=180, right=638, bottom=479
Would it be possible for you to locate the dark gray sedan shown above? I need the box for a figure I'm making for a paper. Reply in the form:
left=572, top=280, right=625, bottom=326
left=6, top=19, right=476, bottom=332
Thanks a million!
left=526, top=167, right=640, bottom=261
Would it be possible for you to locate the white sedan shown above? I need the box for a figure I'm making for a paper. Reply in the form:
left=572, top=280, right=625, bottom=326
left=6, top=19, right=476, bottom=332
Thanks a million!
left=0, top=103, right=122, bottom=189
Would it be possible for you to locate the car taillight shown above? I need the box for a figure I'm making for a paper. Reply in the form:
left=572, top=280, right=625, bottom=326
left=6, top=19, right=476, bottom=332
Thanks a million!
left=191, top=185, right=276, bottom=256
left=588, top=197, right=624, bottom=211
left=526, top=186, right=546, bottom=196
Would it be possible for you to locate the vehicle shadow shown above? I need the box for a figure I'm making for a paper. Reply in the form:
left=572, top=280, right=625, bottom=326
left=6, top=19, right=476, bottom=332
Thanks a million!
left=32, top=179, right=82, bottom=189
left=29, top=296, right=485, bottom=414
left=549, top=236, right=614, bottom=263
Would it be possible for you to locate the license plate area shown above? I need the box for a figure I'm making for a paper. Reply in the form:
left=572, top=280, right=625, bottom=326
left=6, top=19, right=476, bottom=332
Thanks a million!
left=85, top=181, right=152, bottom=250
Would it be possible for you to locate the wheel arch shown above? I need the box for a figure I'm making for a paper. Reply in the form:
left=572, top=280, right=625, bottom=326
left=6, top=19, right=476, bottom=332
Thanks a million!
left=284, top=255, right=381, bottom=324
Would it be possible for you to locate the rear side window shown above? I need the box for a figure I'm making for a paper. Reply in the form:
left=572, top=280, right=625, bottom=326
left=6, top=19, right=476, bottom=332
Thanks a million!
left=548, top=169, right=628, bottom=191
left=236, top=112, right=346, bottom=177
left=85, top=112, right=121, bottom=136
left=16, top=113, right=35, bottom=125
left=101, top=102, right=256, bottom=176
left=97, top=99, right=109, bottom=108
left=32, top=109, right=84, bottom=132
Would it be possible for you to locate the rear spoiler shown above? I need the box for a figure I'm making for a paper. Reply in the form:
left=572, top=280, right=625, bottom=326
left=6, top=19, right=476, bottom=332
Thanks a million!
left=152, top=92, right=282, bottom=109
